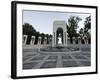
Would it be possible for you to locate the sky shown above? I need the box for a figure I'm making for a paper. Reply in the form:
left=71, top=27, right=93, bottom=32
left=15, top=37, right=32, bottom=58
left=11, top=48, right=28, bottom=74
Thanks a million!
left=23, top=10, right=90, bottom=35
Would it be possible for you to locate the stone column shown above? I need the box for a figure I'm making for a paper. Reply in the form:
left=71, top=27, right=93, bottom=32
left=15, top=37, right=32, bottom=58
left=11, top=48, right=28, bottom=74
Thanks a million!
left=64, top=32, right=67, bottom=46
left=86, top=38, right=88, bottom=44
left=78, top=36, right=81, bottom=45
left=38, top=36, right=42, bottom=45
left=38, top=36, right=42, bottom=51
left=52, top=32, right=55, bottom=47
left=44, top=37, right=47, bottom=45
left=30, top=36, right=35, bottom=45
left=73, top=37, right=76, bottom=45
left=84, top=35, right=88, bottom=44
left=63, top=32, right=65, bottom=46
left=23, top=35, right=28, bottom=45
left=49, top=37, right=52, bottom=44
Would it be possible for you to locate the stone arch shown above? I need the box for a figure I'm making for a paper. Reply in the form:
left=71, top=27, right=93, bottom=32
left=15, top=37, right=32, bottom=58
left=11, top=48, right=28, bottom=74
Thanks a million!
left=52, top=21, right=67, bottom=47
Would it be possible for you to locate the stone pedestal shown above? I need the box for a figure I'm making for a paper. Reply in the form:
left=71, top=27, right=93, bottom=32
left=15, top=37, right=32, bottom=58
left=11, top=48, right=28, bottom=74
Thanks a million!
left=38, top=36, right=42, bottom=51
left=23, top=35, right=28, bottom=45
left=38, top=36, right=42, bottom=45
left=78, top=36, right=81, bottom=44
left=84, top=35, right=88, bottom=44
left=49, top=37, right=52, bottom=45
left=73, top=37, right=76, bottom=44
left=44, top=37, right=47, bottom=45
left=30, top=36, right=35, bottom=45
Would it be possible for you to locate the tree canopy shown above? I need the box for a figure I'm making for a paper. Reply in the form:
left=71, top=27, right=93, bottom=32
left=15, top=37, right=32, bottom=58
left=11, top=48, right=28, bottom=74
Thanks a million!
left=67, top=16, right=82, bottom=43
left=23, top=23, right=36, bottom=35
left=84, top=16, right=91, bottom=34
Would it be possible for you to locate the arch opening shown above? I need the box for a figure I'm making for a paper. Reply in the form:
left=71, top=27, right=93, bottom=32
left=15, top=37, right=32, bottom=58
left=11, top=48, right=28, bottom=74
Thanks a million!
left=56, top=28, right=63, bottom=45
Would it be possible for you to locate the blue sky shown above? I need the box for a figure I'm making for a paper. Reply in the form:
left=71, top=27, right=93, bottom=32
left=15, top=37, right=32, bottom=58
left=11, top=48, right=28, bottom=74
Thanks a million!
left=23, top=10, right=90, bottom=35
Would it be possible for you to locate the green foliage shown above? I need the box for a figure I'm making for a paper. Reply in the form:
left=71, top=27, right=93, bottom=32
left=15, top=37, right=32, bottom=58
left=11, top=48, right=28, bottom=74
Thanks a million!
left=67, top=16, right=82, bottom=43
left=84, top=16, right=91, bottom=34
left=78, top=16, right=91, bottom=44
left=68, top=16, right=82, bottom=30
left=79, top=28, right=84, bottom=34
left=23, top=23, right=36, bottom=35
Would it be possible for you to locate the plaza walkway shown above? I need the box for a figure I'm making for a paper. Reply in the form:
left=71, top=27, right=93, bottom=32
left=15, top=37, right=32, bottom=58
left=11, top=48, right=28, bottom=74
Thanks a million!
left=23, top=45, right=90, bottom=69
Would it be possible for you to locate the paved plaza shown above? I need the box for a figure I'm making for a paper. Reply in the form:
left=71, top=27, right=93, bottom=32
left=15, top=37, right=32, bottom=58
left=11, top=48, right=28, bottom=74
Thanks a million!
left=23, top=45, right=91, bottom=69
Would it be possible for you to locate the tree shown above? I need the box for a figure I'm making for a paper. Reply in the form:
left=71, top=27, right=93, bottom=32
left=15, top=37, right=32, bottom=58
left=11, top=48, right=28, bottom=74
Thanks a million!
left=84, top=16, right=91, bottom=34
left=79, top=28, right=84, bottom=36
left=23, top=23, right=37, bottom=44
left=79, top=28, right=85, bottom=44
left=67, top=16, right=82, bottom=43
left=23, top=23, right=36, bottom=35
left=84, top=16, right=91, bottom=44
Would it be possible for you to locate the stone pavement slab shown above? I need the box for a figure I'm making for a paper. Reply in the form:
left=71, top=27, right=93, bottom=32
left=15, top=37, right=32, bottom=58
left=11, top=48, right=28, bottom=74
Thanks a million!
left=23, top=48, right=90, bottom=69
